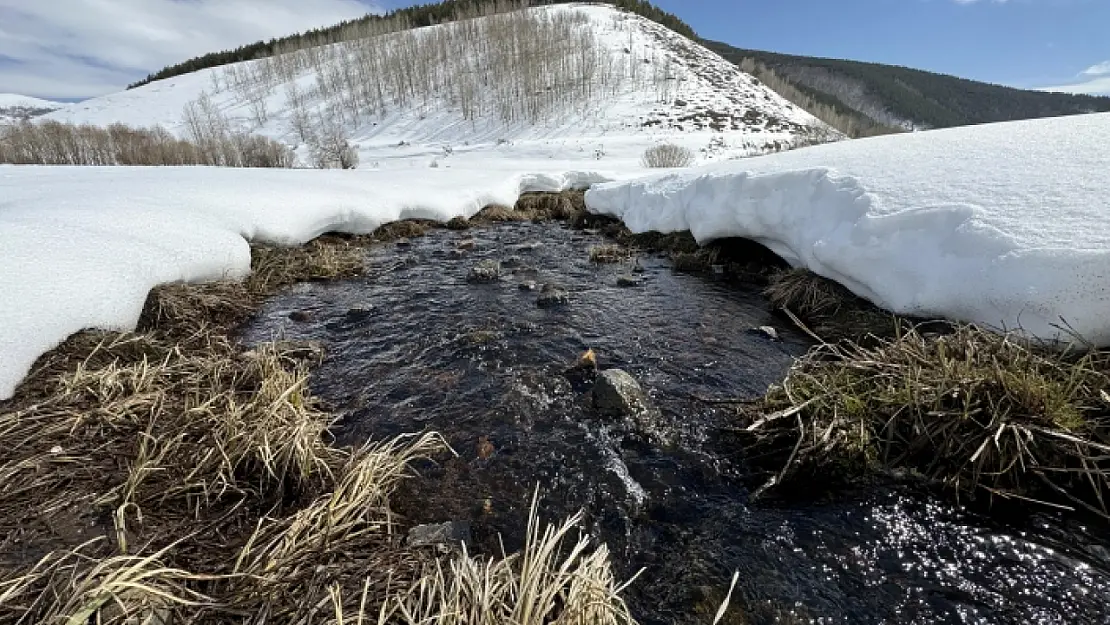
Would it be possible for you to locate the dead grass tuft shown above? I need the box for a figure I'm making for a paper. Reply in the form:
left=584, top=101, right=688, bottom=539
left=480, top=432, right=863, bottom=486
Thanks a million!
left=471, top=191, right=588, bottom=225
left=742, top=325, right=1110, bottom=518
left=589, top=244, right=633, bottom=264
left=366, top=491, right=638, bottom=625
left=373, top=219, right=435, bottom=241
left=763, top=268, right=903, bottom=343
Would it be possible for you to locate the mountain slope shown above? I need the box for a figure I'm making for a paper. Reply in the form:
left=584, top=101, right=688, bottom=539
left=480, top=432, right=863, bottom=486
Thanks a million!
left=46, top=3, right=832, bottom=168
left=0, top=94, right=63, bottom=123
left=705, top=42, right=1110, bottom=133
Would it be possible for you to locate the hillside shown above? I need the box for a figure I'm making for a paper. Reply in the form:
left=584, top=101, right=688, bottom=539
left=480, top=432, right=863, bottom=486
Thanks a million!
left=45, top=4, right=831, bottom=169
left=0, top=94, right=63, bottom=123
left=705, top=41, right=1110, bottom=133
left=125, top=0, right=696, bottom=90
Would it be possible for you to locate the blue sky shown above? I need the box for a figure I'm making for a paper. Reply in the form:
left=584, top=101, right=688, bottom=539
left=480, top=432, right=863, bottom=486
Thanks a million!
left=641, top=0, right=1108, bottom=93
left=1, top=0, right=1106, bottom=99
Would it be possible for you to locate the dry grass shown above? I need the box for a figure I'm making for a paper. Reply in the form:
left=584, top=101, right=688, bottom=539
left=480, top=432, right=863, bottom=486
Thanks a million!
left=373, top=219, right=434, bottom=242
left=742, top=325, right=1110, bottom=518
left=471, top=191, right=587, bottom=225
left=671, top=249, right=720, bottom=273
left=0, top=232, right=647, bottom=622
left=641, top=143, right=695, bottom=169
left=763, top=268, right=902, bottom=343
left=589, top=244, right=633, bottom=264
left=357, top=491, right=638, bottom=625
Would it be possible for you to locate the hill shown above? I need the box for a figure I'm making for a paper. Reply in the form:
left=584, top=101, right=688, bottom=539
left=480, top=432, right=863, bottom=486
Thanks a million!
left=45, top=3, right=831, bottom=169
left=704, top=42, right=1110, bottom=135
left=0, top=94, right=63, bottom=123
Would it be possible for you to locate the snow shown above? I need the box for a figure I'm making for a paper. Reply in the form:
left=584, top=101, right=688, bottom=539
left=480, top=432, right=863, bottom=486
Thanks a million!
left=586, top=112, right=1110, bottom=345
left=43, top=3, right=831, bottom=166
left=0, top=164, right=619, bottom=400
left=0, top=3, right=839, bottom=400
left=0, top=94, right=62, bottom=110
left=0, top=94, right=63, bottom=123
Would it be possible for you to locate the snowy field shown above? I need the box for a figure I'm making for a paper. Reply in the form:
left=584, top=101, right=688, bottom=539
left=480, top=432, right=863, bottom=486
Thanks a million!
left=3, top=112, right=1108, bottom=400
left=1, top=3, right=1105, bottom=399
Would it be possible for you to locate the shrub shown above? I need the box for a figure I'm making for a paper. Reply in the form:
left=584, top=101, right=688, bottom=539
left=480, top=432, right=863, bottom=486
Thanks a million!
left=641, top=143, right=695, bottom=168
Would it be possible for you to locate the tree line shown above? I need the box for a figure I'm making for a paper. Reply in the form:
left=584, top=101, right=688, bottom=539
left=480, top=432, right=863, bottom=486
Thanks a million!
left=708, top=41, right=1110, bottom=130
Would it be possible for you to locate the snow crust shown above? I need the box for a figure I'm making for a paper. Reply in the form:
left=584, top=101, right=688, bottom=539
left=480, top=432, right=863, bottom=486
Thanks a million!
left=586, top=112, right=1110, bottom=345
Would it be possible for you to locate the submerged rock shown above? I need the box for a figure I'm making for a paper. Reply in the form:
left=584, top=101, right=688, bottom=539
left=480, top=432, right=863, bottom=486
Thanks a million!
left=616, top=275, right=641, bottom=288
left=502, top=255, right=524, bottom=268
left=406, top=521, right=472, bottom=550
left=467, top=260, right=501, bottom=283
left=288, top=310, right=315, bottom=323
left=593, top=369, right=649, bottom=417
left=751, top=325, right=780, bottom=341
left=518, top=280, right=538, bottom=291
left=457, top=239, right=477, bottom=250
left=536, top=283, right=569, bottom=307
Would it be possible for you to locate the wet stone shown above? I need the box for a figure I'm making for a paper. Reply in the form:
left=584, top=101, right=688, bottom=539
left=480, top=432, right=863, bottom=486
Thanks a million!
left=457, top=239, right=477, bottom=250
left=467, top=260, right=501, bottom=283
left=288, top=310, right=314, bottom=323
left=593, top=369, right=650, bottom=417
left=518, top=280, right=538, bottom=291
left=536, top=283, right=569, bottom=308
left=502, top=255, right=524, bottom=268
left=345, top=307, right=374, bottom=322
left=751, top=325, right=779, bottom=341
left=406, top=520, right=472, bottom=550
left=616, top=275, right=642, bottom=288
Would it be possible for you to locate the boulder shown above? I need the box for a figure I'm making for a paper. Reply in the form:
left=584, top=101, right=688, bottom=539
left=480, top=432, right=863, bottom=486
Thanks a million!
left=593, top=369, right=649, bottom=417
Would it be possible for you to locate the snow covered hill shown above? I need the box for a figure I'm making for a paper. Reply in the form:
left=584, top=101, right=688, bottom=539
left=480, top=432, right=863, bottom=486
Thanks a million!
left=44, top=3, right=833, bottom=168
left=0, top=94, right=63, bottom=123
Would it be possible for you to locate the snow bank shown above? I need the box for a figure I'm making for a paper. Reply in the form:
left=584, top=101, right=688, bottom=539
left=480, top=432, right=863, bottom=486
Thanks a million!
left=0, top=165, right=610, bottom=400
left=586, top=112, right=1110, bottom=344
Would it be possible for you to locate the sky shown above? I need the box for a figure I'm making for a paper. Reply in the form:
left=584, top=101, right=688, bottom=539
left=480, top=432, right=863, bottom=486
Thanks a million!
left=0, top=0, right=1106, bottom=101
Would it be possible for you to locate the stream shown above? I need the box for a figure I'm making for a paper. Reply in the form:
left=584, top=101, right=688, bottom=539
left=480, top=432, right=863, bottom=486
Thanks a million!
left=241, top=221, right=1110, bottom=624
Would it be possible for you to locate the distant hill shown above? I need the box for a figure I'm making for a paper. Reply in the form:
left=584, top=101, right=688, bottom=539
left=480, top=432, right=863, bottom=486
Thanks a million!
left=0, top=94, right=63, bottom=123
left=121, top=0, right=1110, bottom=139
left=705, top=42, right=1110, bottom=136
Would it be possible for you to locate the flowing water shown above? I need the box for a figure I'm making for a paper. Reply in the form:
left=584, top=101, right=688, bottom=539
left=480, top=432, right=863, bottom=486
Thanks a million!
left=241, top=222, right=1110, bottom=624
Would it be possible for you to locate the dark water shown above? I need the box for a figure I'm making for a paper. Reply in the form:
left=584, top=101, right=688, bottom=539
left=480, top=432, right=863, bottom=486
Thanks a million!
left=241, top=223, right=1110, bottom=624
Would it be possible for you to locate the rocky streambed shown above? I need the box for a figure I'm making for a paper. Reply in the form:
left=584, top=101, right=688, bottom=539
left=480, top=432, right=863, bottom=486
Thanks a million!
left=241, top=221, right=1110, bottom=625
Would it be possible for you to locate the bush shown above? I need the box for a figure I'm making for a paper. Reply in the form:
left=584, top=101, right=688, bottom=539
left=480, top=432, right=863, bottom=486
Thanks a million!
left=641, top=143, right=695, bottom=168
left=0, top=119, right=295, bottom=167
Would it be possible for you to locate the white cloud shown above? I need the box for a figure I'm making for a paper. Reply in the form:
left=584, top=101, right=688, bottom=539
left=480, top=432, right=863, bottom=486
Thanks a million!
left=0, top=0, right=381, bottom=99
left=1081, top=61, right=1110, bottom=76
left=1039, top=61, right=1110, bottom=96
